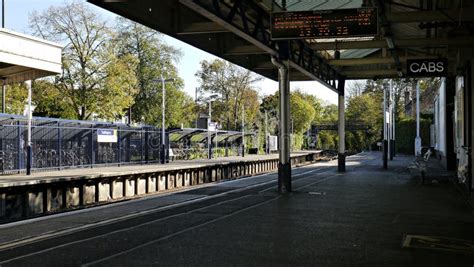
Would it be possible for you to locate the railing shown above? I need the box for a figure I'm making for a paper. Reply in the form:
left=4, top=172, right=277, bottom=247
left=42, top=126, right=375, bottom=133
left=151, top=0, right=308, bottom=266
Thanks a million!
left=0, top=115, right=164, bottom=174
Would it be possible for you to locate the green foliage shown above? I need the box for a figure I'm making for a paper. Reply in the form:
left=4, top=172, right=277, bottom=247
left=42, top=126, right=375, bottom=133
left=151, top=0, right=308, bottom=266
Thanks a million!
left=115, top=17, right=194, bottom=127
left=3, top=83, right=27, bottom=115
left=32, top=80, right=76, bottom=118
left=195, top=59, right=261, bottom=131
left=318, top=131, right=337, bottom=150
left=29, top=1, right=138, bottom=120
left=396, top=118, right=432, bottom=154
left=292, top=133, right=305, bottom=150
left=319, top=104, right=338, bottom=123
left=291, top=91, right=316, bottom=134
left=345, top=93, right=382, bottom=152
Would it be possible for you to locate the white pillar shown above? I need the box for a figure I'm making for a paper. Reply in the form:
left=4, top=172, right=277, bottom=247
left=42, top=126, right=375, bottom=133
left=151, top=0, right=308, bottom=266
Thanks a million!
left=337, top=78, right=346, bottom=172
left=415, top=81, right=422, bottom=156
left=383, top=82, right=388, bottom=169
left=241, top=104, right=245, bottom=157
left=271, top=55, right=291, bottom=193
left=26, top=80, right=32, bottom=175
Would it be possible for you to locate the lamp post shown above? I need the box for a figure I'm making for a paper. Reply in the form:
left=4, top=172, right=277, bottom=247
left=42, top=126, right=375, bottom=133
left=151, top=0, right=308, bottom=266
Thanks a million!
left=241, top=104, right=245, bottom=157
left=383, top=81, right=388, bottom=169
left=265, top=110, right=268, bottom=154
left=1, top=0, right=4, bottom=113
left=207, top=94, right=218, bottom=159
left=155, top=76, right=174, bottom=164
left=2, top=0, right=5, bottom=28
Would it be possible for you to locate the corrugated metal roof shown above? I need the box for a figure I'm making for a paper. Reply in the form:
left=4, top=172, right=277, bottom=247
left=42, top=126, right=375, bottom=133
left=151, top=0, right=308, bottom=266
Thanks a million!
left=274, top=0, right=364, bottom=11
left=341, top=48, right=379, bottom=59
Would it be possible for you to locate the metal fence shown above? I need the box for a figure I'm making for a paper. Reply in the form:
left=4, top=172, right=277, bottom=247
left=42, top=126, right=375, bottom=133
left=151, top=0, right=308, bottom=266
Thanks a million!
left=0, top=114, right=165, bottom=174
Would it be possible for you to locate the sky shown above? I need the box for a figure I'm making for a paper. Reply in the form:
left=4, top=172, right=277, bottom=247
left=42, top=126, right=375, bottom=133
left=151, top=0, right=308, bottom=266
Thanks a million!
left=3, top=0, right=338, bottom=104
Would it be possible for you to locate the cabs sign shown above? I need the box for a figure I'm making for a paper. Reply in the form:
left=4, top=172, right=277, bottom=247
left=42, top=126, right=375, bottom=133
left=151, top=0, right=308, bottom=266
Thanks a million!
left=406, top=58, right=448, bottom=77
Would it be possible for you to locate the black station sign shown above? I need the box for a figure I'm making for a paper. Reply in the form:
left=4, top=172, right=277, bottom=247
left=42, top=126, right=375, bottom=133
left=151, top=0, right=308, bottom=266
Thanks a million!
left=406, top=58, right=448, bottom=77
left=270, top=8, right=378, bottom=40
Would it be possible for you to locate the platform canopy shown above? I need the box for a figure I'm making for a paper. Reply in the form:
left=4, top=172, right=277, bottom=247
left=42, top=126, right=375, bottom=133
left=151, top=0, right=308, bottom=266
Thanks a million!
left=89, top=0, right=474, bottom=93
left=0, top=28, right=63, bottom=82
left=169, top=128, right=254, bottom=143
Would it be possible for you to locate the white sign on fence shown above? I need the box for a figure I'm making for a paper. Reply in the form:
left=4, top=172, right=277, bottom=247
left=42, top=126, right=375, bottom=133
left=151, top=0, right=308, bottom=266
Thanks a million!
left=208, top=121, right=216, bottom=131
left=268, top=135, right=278, bottom=151
left=97, top=129, right=117, bottom=143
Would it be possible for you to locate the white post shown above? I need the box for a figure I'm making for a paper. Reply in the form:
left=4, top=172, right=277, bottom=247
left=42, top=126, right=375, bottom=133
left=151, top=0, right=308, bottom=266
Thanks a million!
left=208, top=100, right=212, bottom=159
left=241, top=104, right=245, bottom=157
left=161, top=76, right=166, bottom=163
left=265, top=110, right=268, bottom=154
left=337, top=78, right=346, bottom=172
left=383, top=82, right=388, bottom=168
left=215, top=124, right=218, bottom=156
left=388, top=80, right=392, bottom=158
left=271, top=55, right=291, bottom=192
left=415, top=80, right=422, bottom=156
left=392, top=80, right=396, bottom=157
left=338, top=94, right=345, bottom=152
left=26, top=80, right=32, bottom=175
left=383, top=84, right=387, bottom=140
left=161, top=77, right=165, bottom=146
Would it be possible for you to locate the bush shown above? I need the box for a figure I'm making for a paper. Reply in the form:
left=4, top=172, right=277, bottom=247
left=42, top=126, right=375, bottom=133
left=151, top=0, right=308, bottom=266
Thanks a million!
left=395, top=117, right=432, bottom=154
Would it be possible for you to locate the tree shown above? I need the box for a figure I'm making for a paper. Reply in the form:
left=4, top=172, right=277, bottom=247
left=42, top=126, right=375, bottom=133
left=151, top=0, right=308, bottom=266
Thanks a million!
left=345, top=93, right=381, bottom=151
left=32, top=80, right=76, bottom=118
left=29, top=1, right=137, bottom=120
left=4, top=83, right=28, bottom=115
left=195, top=59, right=262, bottom=130
left=115, top=17, right=194, bottom=127
left=290, top=91, right=315, bottom=134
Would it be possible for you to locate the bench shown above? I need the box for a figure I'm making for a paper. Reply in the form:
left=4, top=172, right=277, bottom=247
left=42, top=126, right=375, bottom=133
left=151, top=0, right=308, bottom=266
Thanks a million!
left=408, top=148, right=432, bottom=184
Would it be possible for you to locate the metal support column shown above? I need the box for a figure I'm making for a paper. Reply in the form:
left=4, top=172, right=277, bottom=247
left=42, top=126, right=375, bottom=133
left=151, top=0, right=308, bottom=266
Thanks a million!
left=265, top=110, right=269, bottom=155
left=392, top=88, right=396, bottom=158
left=118, top=127, right=122, bottom=165
left=383, top=82, right=388, bottom=169
left=161, top=77, right=166, bottom=164
left=208, top=101, right=212, bottom=159
left=26, top=80, right=32, bottom=175
left=337, top=78, right=346, bottom=172
left=272, top=54, right=291, bottom=193
left=58, top=121, right=62, bottom=169
left=389, top=80, right=394, bottom=160
left=241, top=105, right=245, bottom=157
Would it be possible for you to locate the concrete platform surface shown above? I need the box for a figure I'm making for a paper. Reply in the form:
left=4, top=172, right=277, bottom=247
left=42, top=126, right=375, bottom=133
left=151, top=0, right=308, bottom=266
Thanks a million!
left=0, top=151, right=320, bottom=187
left=0, top=152, right=473, bottom=266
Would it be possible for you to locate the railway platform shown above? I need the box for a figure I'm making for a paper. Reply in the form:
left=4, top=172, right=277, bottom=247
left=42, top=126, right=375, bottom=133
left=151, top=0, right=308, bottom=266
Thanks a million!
left=0, top=151, right=472, bottom=266
left=0, top=151, right=322, bottom=222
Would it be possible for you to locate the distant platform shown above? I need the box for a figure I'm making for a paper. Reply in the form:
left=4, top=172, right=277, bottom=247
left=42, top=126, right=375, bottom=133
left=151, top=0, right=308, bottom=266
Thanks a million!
left=0, top=151, right=322, bottom=223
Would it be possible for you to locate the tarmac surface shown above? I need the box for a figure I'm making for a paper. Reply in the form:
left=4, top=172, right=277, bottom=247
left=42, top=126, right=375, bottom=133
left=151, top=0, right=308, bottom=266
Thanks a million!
left=0, top=151, right=473, bottom=266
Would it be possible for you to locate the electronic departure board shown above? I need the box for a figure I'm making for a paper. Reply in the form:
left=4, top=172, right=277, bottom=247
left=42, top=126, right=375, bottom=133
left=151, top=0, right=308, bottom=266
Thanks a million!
left=271, top=8, right=378, bottom=40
